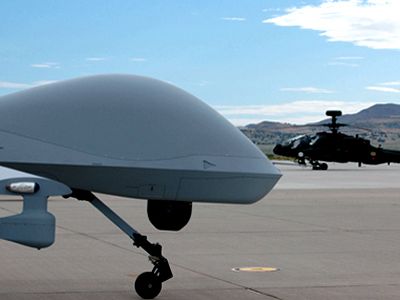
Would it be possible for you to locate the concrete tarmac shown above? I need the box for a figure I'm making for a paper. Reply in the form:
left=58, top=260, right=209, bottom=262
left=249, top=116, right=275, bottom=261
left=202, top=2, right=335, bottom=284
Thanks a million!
left=1, top=162, right=400, bottom=299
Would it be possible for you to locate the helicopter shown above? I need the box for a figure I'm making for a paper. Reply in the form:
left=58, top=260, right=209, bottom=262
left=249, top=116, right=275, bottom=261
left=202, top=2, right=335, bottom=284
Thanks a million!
left=273, top=110, right=400, bottom=170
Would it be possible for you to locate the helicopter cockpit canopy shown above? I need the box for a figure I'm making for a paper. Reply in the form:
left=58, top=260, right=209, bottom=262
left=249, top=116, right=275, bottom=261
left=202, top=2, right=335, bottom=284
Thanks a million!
left=282, top=135, right=312, bottom=149
left=309, top=135, right=320, bottom=146
left=282, top=135, right=306, bottom=147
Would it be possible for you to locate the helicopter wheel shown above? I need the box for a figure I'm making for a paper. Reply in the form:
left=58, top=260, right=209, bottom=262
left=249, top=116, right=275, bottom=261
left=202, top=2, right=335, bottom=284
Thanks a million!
left=312, top=162, right=328, bottom=170
left=135, top=272, right=162, bottom=299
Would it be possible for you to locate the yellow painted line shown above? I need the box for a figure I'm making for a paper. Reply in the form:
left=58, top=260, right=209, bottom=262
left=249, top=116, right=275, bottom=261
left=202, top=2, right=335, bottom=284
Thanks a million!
left=232, top=267, right=279, bottom=272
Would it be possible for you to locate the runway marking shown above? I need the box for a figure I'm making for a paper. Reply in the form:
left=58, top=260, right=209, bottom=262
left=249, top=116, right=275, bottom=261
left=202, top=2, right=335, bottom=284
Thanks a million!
left=232, top=267, right=279, bottom=272
left=245, top=288, right=284, bottom=300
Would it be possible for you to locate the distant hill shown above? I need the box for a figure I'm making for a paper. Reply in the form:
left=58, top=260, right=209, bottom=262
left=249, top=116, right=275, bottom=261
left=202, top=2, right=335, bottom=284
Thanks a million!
left=241, top=103, right=400, bottom=154
left=317, top=104, right=400, bottom=125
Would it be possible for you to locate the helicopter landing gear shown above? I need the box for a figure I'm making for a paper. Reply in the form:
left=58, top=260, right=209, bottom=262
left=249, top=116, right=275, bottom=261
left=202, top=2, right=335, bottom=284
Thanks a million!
left=69, top=189, right=173, bottom=299
left=311, top=161, right=328, bottom=170
left=297, top=159, right=306, bottom=166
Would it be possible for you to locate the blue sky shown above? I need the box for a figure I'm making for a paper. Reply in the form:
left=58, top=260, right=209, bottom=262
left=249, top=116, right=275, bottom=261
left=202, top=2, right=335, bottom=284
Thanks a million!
left=1, top=0, right=400, bottom=125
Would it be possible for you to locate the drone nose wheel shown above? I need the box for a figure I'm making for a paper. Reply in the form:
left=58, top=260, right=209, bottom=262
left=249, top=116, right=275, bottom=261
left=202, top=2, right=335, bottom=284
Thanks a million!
left=135, top=272, right=162, bottom=299
left=133, top=245, right=172, bottom=299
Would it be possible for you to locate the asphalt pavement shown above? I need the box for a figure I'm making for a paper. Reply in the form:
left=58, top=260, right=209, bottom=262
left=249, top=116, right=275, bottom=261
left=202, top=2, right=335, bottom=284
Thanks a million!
left=1, top=162, right=400, bottom=299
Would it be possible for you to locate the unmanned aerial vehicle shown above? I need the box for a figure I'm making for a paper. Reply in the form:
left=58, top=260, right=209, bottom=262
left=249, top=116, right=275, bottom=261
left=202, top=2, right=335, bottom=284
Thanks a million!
left=0, top=74, right=281, bottom=299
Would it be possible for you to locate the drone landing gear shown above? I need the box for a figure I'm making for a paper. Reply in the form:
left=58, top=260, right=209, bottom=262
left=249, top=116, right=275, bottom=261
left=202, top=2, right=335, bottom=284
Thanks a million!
left=69, top=190, right=172, bottom=299
left=310, top=161, right=328, bottom=170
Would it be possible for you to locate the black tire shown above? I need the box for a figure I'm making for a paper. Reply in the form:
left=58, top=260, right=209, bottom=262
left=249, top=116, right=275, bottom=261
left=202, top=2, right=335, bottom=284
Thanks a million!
left=135, top=272, right=162, bottom=299
left=320, top=163, right=328, bottom=170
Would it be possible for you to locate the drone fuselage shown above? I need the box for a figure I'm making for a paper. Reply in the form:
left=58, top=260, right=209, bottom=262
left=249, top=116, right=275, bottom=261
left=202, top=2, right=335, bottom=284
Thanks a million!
left=0, top=74, right=281, bottom=204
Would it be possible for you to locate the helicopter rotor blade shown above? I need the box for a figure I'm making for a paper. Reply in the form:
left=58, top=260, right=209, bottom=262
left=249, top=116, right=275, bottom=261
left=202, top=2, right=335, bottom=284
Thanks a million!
left=285, top=109, right=386, bottom=137
left=345, top=124, right=387, bottom=135
left=322, top=123, right=347, bottom=128
left=345, top=124, right=372, bottom=132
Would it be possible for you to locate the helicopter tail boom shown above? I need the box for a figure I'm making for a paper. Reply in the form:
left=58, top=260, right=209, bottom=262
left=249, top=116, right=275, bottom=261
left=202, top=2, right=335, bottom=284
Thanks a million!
left=377, top=148, right=400, bottom=164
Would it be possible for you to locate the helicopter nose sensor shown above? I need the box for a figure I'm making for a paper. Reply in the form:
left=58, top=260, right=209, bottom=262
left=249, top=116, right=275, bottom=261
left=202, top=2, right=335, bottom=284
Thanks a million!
left=273, top=144, right=283, bottom=155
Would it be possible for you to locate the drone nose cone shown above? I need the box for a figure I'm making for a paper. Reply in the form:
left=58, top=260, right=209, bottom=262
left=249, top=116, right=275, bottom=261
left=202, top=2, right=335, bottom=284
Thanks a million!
left=254, top=157, right=281, bottom=201
left=267, top=157, right=282, bottom=179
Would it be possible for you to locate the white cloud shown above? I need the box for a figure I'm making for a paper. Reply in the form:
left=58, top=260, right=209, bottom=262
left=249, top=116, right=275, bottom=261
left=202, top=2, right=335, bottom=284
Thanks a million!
left=32, top=80, right=58, bottom=86
left=328, top=55, right=363, bottom=67
left=214, top=100, right=381, bottom=125
left=31, top=62, right=60, bottom=69
left=196, top=80, right=210, bottom=87
left=0, top=80, right=58, bottom=90
left=379, top=81, right=400, bottom=86
left=130, top=57, right=147, bottom=62
left=262, top=8, right=282, bottom=12
left=280, top=87, right=334, bottom=93
left=366, top=86, right=400, bottom=93
left=86, top=57, right=107, bottom=61
left=328, top=61, right=359, bottom=67
left=221, top=17, right=246, bottom=22
left=263, top=0, right=400, bottom=50
left=31, top=64, right=50, bottom=68
left=0, top=81, right=31, bottom=89
left=335, top=56, right=364, bottom=60
left=366, top=80, right=400, bottom=92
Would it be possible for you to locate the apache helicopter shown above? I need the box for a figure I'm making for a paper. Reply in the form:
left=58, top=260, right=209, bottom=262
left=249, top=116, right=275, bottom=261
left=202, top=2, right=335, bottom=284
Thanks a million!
left=273, top=110, right=400, bottom=170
